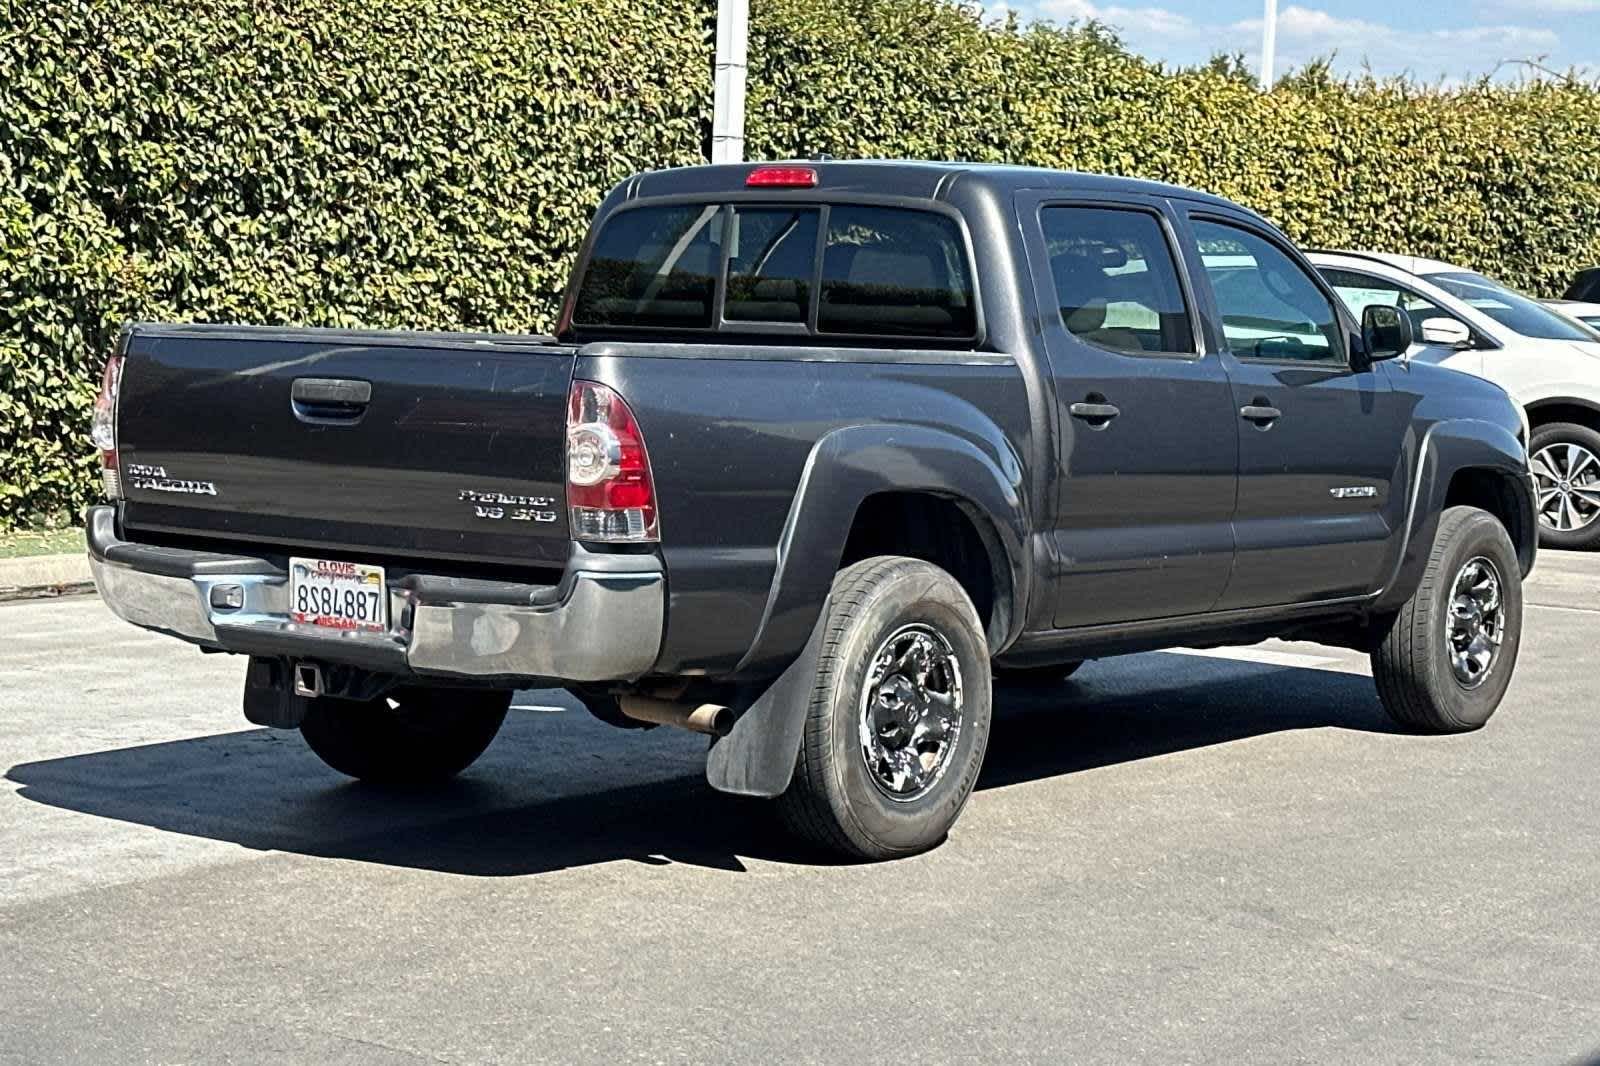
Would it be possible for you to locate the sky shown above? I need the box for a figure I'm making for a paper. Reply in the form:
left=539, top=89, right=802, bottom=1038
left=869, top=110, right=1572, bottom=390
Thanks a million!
left=987, top=0, right=1599, bottom=83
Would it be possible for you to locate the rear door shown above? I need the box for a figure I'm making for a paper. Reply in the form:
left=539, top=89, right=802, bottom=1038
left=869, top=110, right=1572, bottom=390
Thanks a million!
left=117, top=327, right=575, bottom=568
left=1019, top=192, right=1239, bottom=628
left=1180, top=212, right=1411, bottom=608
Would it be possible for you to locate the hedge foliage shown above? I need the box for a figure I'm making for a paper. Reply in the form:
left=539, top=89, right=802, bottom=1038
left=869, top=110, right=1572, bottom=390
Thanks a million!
left=3, top=0, right=1599, bottom=529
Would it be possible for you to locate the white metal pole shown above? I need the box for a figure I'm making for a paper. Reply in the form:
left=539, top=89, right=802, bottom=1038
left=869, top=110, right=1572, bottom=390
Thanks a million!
left=711, top=0, right=749, bottom=164
left=1259, top=0, right=1278, bottom=91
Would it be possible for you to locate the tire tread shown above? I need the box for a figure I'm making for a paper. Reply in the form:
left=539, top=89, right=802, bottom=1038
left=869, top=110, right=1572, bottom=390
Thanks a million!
left=775, top=556, right=988, bottom=859
left=776, top=557, right=908, bottom=856
left=1371, top=505, right=1520, bottom=733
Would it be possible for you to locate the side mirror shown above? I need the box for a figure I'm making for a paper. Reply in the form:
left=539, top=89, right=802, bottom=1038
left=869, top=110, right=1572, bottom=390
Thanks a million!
left=1361, top=304, right=1414, bottom=364
left=1419, top=317, right=1473, bottom=348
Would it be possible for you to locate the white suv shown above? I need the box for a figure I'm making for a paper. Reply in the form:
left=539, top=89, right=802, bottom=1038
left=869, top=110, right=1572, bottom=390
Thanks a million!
left=1311, top=251, right=1600, bottom=550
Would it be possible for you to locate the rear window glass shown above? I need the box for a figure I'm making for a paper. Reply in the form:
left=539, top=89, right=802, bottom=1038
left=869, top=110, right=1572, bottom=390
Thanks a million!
left=573, top=205, right=723, bottom=329
left=572, top=201, right=977, bottom=340
left=725, top=207, right=819, bottom=324
left=818, top=207, right=975, bottom=338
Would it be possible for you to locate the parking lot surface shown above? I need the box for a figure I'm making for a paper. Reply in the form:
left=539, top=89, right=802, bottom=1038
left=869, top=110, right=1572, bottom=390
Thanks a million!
left=3, top=553, right=1599, bottom=1065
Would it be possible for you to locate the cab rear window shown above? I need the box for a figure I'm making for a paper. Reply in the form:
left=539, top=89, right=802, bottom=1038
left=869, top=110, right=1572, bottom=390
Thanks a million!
left=571, top=202, right=977, bottom=341
left=725, top=207, right=819, bottom=324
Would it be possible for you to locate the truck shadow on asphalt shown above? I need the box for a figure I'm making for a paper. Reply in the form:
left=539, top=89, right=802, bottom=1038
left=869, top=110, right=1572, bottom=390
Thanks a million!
left=8, top=653, right=1402, bottom=876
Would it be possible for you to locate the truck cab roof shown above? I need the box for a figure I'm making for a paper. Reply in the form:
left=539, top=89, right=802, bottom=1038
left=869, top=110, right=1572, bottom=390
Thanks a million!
left=620, top=159, right=1252, bottom=214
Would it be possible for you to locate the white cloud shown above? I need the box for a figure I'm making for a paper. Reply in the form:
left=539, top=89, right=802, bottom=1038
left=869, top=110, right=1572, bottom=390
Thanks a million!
left=1231, top=5, right=1561, bottom=79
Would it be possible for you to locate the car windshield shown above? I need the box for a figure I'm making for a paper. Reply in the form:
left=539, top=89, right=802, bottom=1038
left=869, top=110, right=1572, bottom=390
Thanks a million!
left=1429, top=271, right=1594, bottom=341
left=1553, top=306, right=1600, bottom=335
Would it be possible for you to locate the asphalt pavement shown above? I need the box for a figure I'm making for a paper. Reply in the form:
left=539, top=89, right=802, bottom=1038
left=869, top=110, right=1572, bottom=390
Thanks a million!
left=2, top=554, right=1598, bottom=1064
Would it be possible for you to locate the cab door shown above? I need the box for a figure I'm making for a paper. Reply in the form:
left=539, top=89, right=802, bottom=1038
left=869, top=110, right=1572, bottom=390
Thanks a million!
left=1180, top=211, right=1412, bottom=609
left=1018, top=192, right=1239, bottom=628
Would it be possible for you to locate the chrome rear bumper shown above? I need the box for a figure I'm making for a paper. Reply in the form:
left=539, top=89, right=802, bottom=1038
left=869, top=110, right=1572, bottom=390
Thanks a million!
left=85, top=506, right=664, bottom=682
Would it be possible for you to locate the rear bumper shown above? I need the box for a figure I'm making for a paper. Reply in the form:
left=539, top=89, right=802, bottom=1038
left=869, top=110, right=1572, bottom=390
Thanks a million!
left=84, top=506, right=664, bottom=683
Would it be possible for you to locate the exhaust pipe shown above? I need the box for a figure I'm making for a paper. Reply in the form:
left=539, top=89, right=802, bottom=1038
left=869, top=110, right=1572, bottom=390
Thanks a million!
left=617, top=696, right=734, bottom=737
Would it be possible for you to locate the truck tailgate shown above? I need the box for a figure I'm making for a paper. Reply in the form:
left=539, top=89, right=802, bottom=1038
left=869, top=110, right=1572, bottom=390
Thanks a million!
left=115, top=326, right=575, bottom=569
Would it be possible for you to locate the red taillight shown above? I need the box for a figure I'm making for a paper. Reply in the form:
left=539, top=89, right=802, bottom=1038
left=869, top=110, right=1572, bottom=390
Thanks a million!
left=91, top=354, right=124, bottom=500
left=745, top=165, right=818, bottom=188
left=566, top=380, right=658, bottom=542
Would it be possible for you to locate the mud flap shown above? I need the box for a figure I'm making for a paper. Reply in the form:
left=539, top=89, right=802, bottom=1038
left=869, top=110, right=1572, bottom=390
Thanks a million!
left=242, top=656, right=312, bottom=730
left=704, top=601, right=830, bottom=798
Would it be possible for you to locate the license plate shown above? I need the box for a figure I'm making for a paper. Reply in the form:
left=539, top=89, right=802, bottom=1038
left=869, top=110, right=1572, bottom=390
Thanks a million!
left=289, top=557, right=387, bottom=633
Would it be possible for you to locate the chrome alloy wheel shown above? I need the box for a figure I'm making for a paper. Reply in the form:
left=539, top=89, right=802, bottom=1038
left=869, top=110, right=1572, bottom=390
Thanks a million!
left=1446, top=556, right=1505, bottom=689
left=1532, top=442, right=1600, bottom=533
left=858, top=623, right=965, bottom=802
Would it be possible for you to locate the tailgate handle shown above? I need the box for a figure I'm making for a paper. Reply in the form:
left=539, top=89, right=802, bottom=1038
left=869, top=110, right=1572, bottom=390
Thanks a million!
left=291, top=378, right=371, bottom=424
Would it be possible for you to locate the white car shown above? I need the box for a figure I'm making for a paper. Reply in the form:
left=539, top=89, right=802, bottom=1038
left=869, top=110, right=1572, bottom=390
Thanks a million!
left=1311, top=251, right=1600, bottom=550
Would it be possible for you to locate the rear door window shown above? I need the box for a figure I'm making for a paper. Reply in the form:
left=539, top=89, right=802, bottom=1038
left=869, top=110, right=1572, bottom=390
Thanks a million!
left=818, top=207, right=976, bottom=338
left=573, top=205, right=724, bottom=329
left=1041, top=206, right=1195, bottom=355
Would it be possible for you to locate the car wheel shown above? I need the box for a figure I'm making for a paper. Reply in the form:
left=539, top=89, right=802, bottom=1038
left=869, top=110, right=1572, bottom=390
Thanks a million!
left=1371, top=506, right=1523, bottom=733
left=300, top=686, right=511, bottom=785
left=1530, top=422, right=1600, bottom=550
left=775, top=556, right=992, bottom=860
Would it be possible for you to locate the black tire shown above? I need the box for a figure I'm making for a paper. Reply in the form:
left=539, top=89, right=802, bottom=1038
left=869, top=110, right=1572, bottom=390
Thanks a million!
left=995, top=660, right=1084, bottom=684
left=1529, top=421, right=1600, bottom=550
left=775, top=556, right=992, bottom=861
left=300, top=686, right=511, bottom=785
left=1371, top=506, right=1523, bottom=733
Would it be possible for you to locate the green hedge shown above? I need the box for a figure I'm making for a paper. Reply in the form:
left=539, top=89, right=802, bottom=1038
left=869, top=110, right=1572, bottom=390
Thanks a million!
left=3, top=0, right=1599, bottom=529
left=0, top=0, right=711, bottom=529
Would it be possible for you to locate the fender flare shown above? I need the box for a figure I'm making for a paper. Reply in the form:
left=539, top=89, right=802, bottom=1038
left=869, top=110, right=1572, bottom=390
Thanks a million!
left=1374, top=419, right=1536, bottom=613
left=706, top=423, right=1028, bottom=798
left=733, top=423, right=1028, bottom=677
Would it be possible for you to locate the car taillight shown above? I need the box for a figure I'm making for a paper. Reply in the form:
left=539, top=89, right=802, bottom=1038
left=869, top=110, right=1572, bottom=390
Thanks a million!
left=91, top=354, right=124, bottom=500
left=566, top=379, right=658, bottom=542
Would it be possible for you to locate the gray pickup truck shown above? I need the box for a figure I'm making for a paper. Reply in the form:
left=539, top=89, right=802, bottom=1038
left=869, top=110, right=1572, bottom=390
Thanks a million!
left=88, top=161, right=1536, bottom=859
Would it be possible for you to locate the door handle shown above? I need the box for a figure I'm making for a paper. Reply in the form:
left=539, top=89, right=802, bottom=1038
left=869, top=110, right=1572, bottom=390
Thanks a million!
left=1239, top=403, right=1282, bottom=427
left=291, top=377, right=371, bottom=424
left=1069, top=401, right=1121, bottom=426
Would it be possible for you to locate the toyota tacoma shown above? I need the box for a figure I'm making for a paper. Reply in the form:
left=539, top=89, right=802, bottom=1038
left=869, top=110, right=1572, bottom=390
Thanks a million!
left=88, top=162, right=1537, bottom=859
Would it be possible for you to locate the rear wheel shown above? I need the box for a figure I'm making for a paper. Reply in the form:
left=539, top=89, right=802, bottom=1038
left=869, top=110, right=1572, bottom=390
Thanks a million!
left=1530, top=422, right=1600, bottom=550
left=1371, top=506, right=1523, bottom=733
left=776, top=557, right=992, bottom=861
left=300, top=686, right=511, bottom=785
